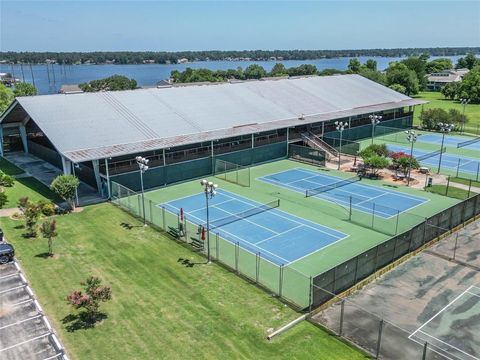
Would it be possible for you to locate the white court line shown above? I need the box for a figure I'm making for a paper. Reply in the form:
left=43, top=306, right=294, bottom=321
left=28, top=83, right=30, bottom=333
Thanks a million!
left=471, top=285, right=480, bottom=292
left=219, top=190, right=348, bottom=239
left=255, top=225, right=304, bottom=245
left=11, top=298, right=34, bottom=307
left=42, top=354, right=63, bottom=360
left=0, top=285, right=25, bottom=295
left=165, top=203, right=291, bottom=265
left=0, top=333, right=50, bottom=353
left=408, top=336, right=455, bottom=360
left=260, top=176, right=395, bottom=218
left=292, top=167, right=429, bottom=202
left=410, top=285, right=474, bottom=339
left=0, top=272, right=19, bottom=280
left=416, top=330, right=479, bottom=360
left=0, top=314, right=42, bottom=331
left=466, top=291, right=480, bottom=299
left=261, top=171, right=430, bottom=219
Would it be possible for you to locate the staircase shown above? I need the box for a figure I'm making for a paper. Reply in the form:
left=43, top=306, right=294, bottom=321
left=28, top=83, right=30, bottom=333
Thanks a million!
left=301, top=132, right=339, bottom=160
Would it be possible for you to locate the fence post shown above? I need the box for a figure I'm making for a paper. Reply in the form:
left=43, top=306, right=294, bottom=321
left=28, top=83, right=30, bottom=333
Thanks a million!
left=456, top=159, right=461, bottom=177
left=422, top=342, right=428, bottom=360
left=339, top=299, right=345, bottom=336
left=446, top=176, right=450, bottom=196
left=468, top=180, right=472, bottom=198
left=349, top=196, right=352, bottom=221
left=216, top=234, right=219, bottom=260
left=371, top=203, right=376, bottom=229
left=279, top=264, right=284, bottom=298
left=149, top=200, right=153, bottom=223
left=256, top=253, right=260, bottom=283
left=235, top=242, right=239, bottom=274
left=375, top=319, right=384, bottom=359
left=453, top=233, right=459, bottom=261
left=308, top=276, right=313, bottom=313
left=162, top=206, right=166, bottom=230
left=476, top=162, right=480, bottom=182
left=395, top=210, right=400, bottom=235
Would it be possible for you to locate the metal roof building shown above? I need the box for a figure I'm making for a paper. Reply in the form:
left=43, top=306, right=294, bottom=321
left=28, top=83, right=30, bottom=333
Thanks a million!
left=0, top=74, right=425, bottom=196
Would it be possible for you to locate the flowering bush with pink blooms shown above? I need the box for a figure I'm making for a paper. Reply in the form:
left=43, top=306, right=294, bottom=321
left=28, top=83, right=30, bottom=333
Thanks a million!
left=66, top=276, right=112, bottom=321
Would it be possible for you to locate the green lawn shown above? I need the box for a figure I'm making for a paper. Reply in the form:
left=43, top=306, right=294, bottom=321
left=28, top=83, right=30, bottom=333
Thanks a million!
left=424, top=184, right=476, bottom=200
left=0, top=204, right=366, bottom=360
left=3, top=176, right=61, bottom=207
left=449, top=176, right=480, bottom=188
left=413, top=91, right=480, bottom=135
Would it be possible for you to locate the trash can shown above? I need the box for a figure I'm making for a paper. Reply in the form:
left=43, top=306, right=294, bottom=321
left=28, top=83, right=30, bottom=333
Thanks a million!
left=427, top=177, right=433, bottom=187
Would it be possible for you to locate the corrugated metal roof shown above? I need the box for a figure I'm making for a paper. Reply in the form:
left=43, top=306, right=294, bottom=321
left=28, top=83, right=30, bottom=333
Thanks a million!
left=2, top=75, right=426, bottom=162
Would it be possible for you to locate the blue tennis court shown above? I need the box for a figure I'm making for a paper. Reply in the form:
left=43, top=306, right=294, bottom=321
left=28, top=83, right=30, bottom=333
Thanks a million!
left=388, top=144, right=480, bottom=174
left=417, top=133, right=480, bottom=150
left=161, top=190, right=348, bottom=266
left=258, top=168, right=428, bottom=219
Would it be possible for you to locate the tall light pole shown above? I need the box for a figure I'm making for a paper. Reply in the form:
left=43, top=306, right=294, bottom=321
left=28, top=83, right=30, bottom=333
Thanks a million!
left=437, top=122, right=454, bottom=173
left=460, top=98, right=470, bottom=134
left=405, top=130, right=417, bottom=186
left=201, top=179, right=218, bottom=264
left=72, top=163, right=80, bottom=207
left=335, top=121, right=349, bottom=170
left=136, top=156, right=149, bottom=226
left=369, top=114, right=382, bottom=145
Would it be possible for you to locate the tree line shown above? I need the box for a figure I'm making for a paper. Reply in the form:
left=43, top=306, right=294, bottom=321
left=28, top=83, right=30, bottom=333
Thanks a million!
left=170, top=53, right=479, bottom=100
left=1, top=47, right=478, bottom=65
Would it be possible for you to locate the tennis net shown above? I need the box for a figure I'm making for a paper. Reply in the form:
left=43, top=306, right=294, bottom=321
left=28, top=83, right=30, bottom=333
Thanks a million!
left=305, top=176, right=360, bottom=198
left=208, top=199, right=280, bottom=230
left=457, top=137, right=480, bottom=148
left=416, top=147, right=446, bottom=161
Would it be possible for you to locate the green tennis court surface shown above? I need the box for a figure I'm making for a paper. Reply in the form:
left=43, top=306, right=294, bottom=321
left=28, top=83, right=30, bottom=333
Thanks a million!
left=112, top=159, right=460, bottom=308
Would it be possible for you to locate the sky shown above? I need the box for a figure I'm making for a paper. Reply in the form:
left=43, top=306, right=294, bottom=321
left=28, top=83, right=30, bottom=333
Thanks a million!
left=0, top=0, right=479, bottom=52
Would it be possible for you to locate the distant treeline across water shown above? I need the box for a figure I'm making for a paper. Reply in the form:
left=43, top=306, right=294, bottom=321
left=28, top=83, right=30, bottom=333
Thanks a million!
left=1, top=47, right=478, bottom=65
left=0, top=55, right=469, bottom=95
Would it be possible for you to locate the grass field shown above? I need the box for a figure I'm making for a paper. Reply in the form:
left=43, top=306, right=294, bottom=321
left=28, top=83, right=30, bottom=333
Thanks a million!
left=424, top=184, right=476, bottom=200
left=0, top=204, right=367, bottom=360
left=413, top=91, right=480, bottom=135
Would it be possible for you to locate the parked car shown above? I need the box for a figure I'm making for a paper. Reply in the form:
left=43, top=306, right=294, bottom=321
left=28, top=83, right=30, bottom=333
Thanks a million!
left=0, top=243, right=14, bottom=264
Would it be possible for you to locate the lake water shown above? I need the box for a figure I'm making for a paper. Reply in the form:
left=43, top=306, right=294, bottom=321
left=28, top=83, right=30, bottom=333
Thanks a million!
left=0, top=55, right=464, bottom=95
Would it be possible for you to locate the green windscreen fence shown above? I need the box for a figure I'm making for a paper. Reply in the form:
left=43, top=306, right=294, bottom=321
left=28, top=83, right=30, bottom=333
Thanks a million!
left=288, top=143, right=326, bottom=166
left=324, top=116, right=413, bottom=142
left=110, top=141, right=287, bottom=192
left=321, top=137, right=360, bottom=156
left=213, top=159, right=251, bottom=187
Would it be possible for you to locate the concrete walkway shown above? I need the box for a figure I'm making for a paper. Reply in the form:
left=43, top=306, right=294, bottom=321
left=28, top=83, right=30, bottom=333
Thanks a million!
left=0, top=207, right=18, bottom=217
left=4, top=152, right=104, bottom=206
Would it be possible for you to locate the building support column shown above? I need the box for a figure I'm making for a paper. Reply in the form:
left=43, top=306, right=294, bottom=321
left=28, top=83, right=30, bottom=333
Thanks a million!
left=321, top=122, right=324, bottom=137
left=0, top=126, right=4, bottom=157
left=105, top=158, right=111, bottom=199
left=19, top=124, right=28, bottom=153
left=251, top=134, right=254, bottom=148
left=92, top=159, right=102, bottom=195
left=61, top=156, right=72, bottom=175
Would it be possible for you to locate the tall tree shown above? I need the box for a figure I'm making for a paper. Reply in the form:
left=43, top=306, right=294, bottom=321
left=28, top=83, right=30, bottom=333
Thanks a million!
left=426, top=58, right=453, bottom=73
left=79, top=75, right=137, bottom=92
left=40, top=219, right=57, bottom=256
left=386, top=62, right=420, bottom=96
left=50, top=174, right=80, bottom=210
left=270, top=63, right=288, bottom=77
left=13, top=82, right=37, bottom=97
left=365, top=59, right=377, bottom=71
left=458, top=65, right=480, bottom=103
left=456, top=53, right=479, bottom=70
left=348, top=58, right=362, bottom=73
left=244, top=64, right=267, bottom=79
left=401, top=54, right=429, bottom=90
left=0, top=84, right=14, bottom=113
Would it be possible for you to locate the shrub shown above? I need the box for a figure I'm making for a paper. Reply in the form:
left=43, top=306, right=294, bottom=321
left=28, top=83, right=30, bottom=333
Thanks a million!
left=37, top=200, right=56, bottom=216
left=50, top=175, right=79, bottom=210
left=0, top=171, right=14, bottom=187
left=0, top=192, right=7, bottom=208
left=24, top=203, right=41, bottom=237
